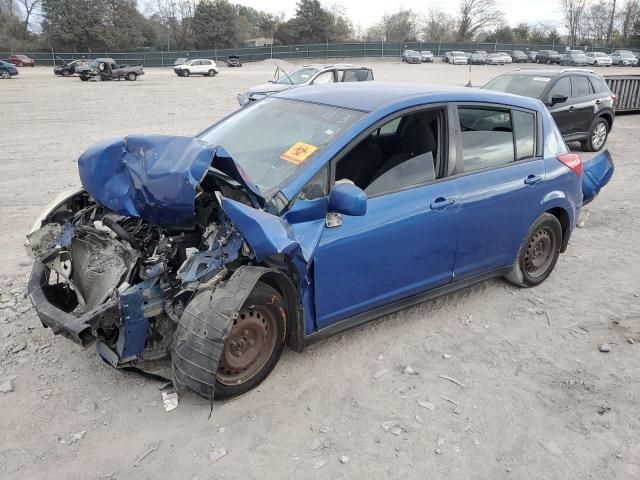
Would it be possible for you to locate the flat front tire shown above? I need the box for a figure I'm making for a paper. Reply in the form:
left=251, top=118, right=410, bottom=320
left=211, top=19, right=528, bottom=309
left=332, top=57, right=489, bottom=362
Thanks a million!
left=505, top=213, right=562, bottom=288
left=214, top=282, right=287, bottom=399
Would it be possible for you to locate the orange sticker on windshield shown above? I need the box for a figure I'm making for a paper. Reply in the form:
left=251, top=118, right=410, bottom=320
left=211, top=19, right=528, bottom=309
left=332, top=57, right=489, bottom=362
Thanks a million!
left=280, top=142, right=318, bottom=165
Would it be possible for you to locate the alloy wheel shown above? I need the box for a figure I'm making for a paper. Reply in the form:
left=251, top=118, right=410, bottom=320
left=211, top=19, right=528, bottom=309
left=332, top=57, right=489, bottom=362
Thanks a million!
left=592, top=121, right=607, bottom=149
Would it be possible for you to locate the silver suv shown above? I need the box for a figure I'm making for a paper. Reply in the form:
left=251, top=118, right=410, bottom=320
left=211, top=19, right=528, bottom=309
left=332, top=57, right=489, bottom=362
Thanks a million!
left=237, top=64, right=374, bottom=106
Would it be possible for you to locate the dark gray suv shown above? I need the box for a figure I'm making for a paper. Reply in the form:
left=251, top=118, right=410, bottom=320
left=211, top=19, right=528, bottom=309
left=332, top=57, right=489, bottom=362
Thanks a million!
left=482, top=68, right=615, bottom=151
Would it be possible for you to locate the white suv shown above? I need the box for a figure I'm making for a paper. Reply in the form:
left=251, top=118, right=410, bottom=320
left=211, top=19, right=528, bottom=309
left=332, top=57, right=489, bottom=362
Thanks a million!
left=174, top=59, right=219, bottom=77
left=586, top=52, right=613, bottom=66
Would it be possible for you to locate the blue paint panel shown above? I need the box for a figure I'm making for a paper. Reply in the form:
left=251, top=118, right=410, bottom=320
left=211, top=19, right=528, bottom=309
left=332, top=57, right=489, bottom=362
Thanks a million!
left=582, top=150, right=614, bottom=205
left=117, top=279, right=164, bottom=360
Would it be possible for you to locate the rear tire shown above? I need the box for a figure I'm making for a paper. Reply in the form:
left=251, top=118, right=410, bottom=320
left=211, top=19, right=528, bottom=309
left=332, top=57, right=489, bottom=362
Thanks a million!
left=208, top=69, right=215, bottom=76
left=62, top=70, right=71, bottom=77
left=585, top=117, right=609, bottom=152
left=505, top=213, right=562, bottom=287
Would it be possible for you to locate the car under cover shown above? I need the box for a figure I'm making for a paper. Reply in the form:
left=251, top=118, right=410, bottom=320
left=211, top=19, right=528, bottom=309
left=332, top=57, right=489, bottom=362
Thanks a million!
left=26, top=134, right=308, bottom=399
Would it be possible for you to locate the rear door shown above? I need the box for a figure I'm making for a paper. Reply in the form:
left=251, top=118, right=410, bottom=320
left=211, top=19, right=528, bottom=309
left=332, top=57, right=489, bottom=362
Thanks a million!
left=452, top=104, right=546, bottom=278
left=570, top=75, right=597, bottom=134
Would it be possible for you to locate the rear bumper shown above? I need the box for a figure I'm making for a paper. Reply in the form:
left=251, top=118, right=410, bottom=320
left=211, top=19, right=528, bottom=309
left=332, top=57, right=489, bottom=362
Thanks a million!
left=27, top=260, right=118, bottom=347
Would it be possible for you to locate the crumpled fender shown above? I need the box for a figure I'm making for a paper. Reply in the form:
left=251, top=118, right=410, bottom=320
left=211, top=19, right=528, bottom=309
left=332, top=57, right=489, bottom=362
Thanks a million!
left=78, top=135, right=264, bottom=226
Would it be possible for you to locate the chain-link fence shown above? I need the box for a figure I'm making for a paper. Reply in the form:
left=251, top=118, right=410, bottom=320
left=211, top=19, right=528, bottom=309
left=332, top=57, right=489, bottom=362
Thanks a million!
left=1, top=41, right=631, bottom=67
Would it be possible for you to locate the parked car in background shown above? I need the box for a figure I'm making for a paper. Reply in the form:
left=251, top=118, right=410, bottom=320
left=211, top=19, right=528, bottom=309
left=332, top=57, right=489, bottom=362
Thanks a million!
left=237, top=64, right=374, bottom=106
left=485, top=53, right=506, bottom=65
left=496, top=52, right=513, bottom=64
left=470, top=51, right=488, bottom=64
left=536, top=50, right=561, bottom=64
left=174, top=58, right=218, bottom=77
left=25, top=81, right=613, bottom=400
left=420, top=51, right=434, bottom=62
left=77, top=58, right=144, bottom=81
left=226, top=55, right=242, bottom=67
left=483, top=68, right=615, bottom=151
left=527, top=51, right=538, bottom=62
left=511, top=50, right=528, bottom=63
left=442, top=51, right=451, bottom=62
left=53, top=59, right=88, bottom=77
left=611, top=50, right=638, bottom=66
left=560, top=50, right=589, bottom=66
left=9, top=54, right=34, bottom=67
left=401, top=50, right=422, bottom=64
left=447, top=51, right=468, bottom=65
left=585, top=52, right=613, bottom=67
left=0, top=60, right=18, bottom=78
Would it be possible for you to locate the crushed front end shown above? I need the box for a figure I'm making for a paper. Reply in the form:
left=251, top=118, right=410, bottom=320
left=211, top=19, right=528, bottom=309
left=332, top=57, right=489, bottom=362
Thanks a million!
left=25, top=135, right=260, bottom=379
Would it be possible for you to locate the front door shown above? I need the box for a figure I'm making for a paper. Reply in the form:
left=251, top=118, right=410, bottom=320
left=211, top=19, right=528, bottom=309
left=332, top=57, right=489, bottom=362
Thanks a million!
left=313, top=180, right=459, bottom=328
left=546, top=76, right=578, bottom=136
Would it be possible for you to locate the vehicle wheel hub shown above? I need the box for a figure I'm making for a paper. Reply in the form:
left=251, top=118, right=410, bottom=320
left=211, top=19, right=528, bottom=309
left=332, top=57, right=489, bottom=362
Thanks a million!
left=218, top=307, right=276, bottom=385
left=525, top=228, right=554, bottom=276
left=592, top=122, right=607, bottom=148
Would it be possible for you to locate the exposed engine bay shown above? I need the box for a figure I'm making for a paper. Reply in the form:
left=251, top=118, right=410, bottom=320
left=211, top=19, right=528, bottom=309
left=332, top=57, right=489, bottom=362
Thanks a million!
left=27, top=182, right=251, bottom=375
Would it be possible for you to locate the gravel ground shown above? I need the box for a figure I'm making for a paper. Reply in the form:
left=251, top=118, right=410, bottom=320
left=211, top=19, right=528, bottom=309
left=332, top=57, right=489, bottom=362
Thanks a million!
left=1, top=60, right=639, bottom=480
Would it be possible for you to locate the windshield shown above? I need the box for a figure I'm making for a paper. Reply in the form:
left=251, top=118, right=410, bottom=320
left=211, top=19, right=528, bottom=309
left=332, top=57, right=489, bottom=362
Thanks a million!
left=275, top=67, right=319, bottom=85
left=619, top=52, right=634, bottom=57
left=198, top=98, right=364, bottom=196
left=483, top=74, right=551, bottom=99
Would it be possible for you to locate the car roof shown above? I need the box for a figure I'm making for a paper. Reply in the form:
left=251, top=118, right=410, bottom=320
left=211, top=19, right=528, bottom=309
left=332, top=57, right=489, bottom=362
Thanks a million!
left=302, top=63, right=368, bottom=70
left=274, top=81, right=543, bottom=113
left=500, top=68, right=597, bottom=77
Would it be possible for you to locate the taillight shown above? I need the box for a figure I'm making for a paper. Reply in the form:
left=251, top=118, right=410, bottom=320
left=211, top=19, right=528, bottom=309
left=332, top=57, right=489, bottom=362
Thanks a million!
left=557, top=153, right=583, bottom=176
left=611, top=93, right=617, bottom=107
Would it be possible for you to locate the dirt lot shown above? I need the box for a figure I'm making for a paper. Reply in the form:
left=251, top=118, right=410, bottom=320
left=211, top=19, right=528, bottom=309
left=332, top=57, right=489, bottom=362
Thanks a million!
left=1, top=60, right=639, bottom=480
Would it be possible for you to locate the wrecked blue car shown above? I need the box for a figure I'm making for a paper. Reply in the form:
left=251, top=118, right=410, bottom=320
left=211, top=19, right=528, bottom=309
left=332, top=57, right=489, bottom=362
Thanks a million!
left=25, top=83, right=613, bottom=399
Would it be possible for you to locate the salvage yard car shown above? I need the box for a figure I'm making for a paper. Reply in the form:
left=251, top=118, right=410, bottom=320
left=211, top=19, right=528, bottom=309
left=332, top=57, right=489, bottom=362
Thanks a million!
left=25, top=82, right=613, bottom=401
left=401, top=50, right=422, bottom=63
left=77, top=58, right=144, bottom=81
left=174, top=58, right=219, bottom=77
left=53, top=59, right=88, bottom=77
left=237, top=63, right=374, bottom=107
left=9, top=54, right=35, bottom=67
left=0, top=60, right=18, bottom=79
left=585, top=51, right=613, bottom=67
left=482, top=69, right=615, bottom=151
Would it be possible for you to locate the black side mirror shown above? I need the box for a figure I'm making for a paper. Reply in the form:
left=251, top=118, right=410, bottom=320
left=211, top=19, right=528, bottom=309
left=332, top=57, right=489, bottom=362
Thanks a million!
left=550, top=94, right=568, bottom=106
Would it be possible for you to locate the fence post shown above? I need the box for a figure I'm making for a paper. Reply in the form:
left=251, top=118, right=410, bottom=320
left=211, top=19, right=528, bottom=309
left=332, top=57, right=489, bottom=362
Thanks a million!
left=381, top=41, right=384, bottom=57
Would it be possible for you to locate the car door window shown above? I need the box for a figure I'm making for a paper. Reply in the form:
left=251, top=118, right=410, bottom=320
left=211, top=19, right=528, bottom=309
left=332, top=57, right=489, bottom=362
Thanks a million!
left=298, top=165, right=329, bottom=200
left=313, top=71, right=335, bottom=84
left=458, top=107, right=514, bottom=172
left=572, top=76, right=592, bottom=97
left=548, top=77, right=571, bottom=101
left=335, top=108, right=443, bottom=196
left=512, top=110, right=536, bottom=160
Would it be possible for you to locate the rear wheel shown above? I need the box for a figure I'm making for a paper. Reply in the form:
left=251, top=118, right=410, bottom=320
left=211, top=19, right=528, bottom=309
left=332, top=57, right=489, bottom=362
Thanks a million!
left=505, top=213, right=562, bottom=287
left=62, top=70, right=71, bottom=77
left=585, top=117, right=609, bottom=152
left=215, top=282, right=286, bottom=399
left=208, top=69, right=215, bottom=76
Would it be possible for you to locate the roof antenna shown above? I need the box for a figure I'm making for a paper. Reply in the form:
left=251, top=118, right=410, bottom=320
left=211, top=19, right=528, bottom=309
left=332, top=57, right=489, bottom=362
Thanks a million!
left=465, top=62, right=472, bottom=87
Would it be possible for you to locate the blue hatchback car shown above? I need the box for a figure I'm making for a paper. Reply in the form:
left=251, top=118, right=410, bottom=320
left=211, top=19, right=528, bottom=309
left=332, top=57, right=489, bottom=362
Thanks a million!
left=0, top=60, right=19, bottom=79
left=26, top=82, right=613, bottom=399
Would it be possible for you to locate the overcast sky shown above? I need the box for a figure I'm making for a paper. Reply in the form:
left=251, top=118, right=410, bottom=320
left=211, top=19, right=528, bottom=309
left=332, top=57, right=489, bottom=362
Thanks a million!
left=234, top=0, right=562, bottom=29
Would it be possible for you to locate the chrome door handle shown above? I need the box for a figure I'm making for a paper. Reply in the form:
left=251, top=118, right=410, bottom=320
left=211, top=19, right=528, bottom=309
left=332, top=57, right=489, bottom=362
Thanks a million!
left=524, top=174, right=543, bottom=186
left=430, top=198, right=455, bottom=211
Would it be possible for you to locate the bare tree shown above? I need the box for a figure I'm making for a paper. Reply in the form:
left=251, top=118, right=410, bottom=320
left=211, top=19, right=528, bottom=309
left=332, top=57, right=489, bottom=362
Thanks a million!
left=560, top=0, right=588, bottom=46
left=423, top=7, right=456, bottom=42
left=618, top=0, right=640, bottom=42
left=456, top=0, right=504, bottom=41
left=17, top=0, right=40, bottom=34
left=607, top=0, right=617, bottom=43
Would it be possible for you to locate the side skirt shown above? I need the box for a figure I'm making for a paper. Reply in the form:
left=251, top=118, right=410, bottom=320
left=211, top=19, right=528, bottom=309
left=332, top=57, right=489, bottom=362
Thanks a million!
left=303, top=266, right=511, bottom=348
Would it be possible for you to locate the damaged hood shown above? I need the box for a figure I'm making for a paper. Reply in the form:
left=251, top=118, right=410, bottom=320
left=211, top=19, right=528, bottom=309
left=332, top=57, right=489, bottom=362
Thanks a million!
left=247, top=82, right=294, bottom=95
left=78, top=135, right=264, bottom=226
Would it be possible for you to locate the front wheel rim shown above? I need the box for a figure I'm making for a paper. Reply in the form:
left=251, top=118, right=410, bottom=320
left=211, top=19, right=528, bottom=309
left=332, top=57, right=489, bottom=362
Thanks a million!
left=592, top=122, right=607, bottom=148
left=525, top=227, right=556, bottom=277
left=217, top=306, right=277, bottom=385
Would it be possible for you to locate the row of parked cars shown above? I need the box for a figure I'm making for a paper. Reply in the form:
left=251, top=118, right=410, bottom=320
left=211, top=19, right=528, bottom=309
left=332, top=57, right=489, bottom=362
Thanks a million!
left=401, top=49, right=640, bottom=67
